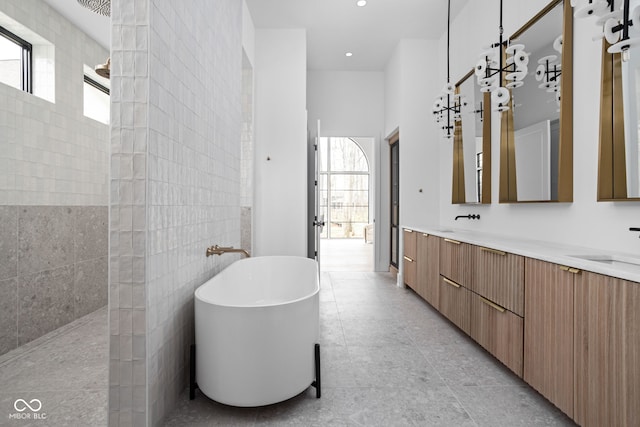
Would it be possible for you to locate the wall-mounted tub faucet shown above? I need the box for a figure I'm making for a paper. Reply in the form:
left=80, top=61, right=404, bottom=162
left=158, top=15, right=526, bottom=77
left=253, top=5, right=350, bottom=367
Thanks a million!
left=630, top=227, right=640, bottom=238
left=206, top=245, right=251, bottom=258
left=455, top=214, right=480, bottom=220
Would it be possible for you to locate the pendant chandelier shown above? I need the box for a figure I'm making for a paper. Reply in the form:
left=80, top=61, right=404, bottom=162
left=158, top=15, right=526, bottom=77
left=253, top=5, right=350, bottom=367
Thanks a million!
left=535, top=35, right=563, bottom=110
left=573, top=0, right=640, bottom=60
left=474, top=0, right=529, bottom=113
left=433, top=0, right=465, bottom=139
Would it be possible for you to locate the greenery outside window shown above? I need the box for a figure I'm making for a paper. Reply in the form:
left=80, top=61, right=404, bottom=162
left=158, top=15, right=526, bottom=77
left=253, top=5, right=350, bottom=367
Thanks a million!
left=0, top=25, right=32, bottom=93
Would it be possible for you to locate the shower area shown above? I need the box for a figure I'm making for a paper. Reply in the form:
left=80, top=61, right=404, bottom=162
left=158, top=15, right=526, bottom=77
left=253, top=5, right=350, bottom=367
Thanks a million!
left=0, top=2, right=110, bottom=358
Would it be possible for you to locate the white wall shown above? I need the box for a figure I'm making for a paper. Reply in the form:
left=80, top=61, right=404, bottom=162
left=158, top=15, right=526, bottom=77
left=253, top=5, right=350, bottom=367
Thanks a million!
left=306, top=70, right=385, bottom=269
left=242, top=0, right=255, bottom=67
left=438, top=0, right=640, bottom=255
left=385, top=39, right=441, bottom=279
left=254, top=29, right=308, bottom=257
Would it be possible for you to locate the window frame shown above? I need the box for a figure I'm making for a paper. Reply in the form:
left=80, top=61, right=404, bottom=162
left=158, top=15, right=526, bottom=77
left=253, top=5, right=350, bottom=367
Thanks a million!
left=0, top=25, right=32, bottom=93
left=83, top=74, right=109, bottom=95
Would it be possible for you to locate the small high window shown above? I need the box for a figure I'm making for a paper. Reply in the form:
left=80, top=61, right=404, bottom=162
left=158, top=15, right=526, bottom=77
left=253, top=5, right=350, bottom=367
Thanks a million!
left=83, top=67, right=110, bottom=124
left=0, top=25, right=32, bottom=92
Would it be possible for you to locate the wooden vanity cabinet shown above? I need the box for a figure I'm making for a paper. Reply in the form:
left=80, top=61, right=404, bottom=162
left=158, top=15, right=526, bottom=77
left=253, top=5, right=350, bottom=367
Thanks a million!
left=574, top=272, right=640, bottom=427
left=473, top=246, right=524, bottom=316
left=470, top=293, right=523, bottom=376
left=416, top=233, right=439, bottom=308
left=523, top=258, right=575, bottom=418
left=403, top=229, right=417, bottom=289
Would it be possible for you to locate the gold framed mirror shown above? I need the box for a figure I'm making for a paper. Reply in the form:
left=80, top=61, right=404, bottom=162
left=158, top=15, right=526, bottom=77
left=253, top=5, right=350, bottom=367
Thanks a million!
left=451, top=70, right=492, bottom=204
left=499, top=0, right=573, bottom=203
left=597, top=36, right=640, bottom=201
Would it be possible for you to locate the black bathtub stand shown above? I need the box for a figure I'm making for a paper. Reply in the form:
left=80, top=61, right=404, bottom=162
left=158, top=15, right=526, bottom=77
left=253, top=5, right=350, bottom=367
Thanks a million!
left=312, top=343, right=321, bottom=398
left=189, top=343, right=322, bottom=401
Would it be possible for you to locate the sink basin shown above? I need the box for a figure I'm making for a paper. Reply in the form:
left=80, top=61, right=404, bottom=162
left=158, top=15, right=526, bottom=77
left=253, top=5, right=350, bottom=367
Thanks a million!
left=568, top=254, right=640, bottom=269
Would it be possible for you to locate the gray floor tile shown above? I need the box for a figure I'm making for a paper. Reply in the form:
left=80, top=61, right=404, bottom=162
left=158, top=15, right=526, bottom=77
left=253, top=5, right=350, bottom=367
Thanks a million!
left=420, top=341, right=523, bottom=387
left=452, top=385, right=576, bottom=426
left=163, top=389, right=258, bottom=426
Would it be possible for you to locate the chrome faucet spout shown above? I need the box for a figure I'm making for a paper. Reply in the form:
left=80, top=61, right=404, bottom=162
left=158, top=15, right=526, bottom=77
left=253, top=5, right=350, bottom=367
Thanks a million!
left=206, top=245, right=250, bottom=258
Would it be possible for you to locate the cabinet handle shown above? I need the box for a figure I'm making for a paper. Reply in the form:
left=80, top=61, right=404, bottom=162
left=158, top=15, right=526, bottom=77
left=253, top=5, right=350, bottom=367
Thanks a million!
left=405, top=229, right=414, bottom=233
left=442, top=277, right=461, bottom=288
left=479, top=296, right=506, bottom=313
left=481, top=247, right=506, bottom=256
left=403, top=256, right=414, bottom=262
left=559, top=265, right=581, bottom=274
left=444, top=238, right=461, bottom=245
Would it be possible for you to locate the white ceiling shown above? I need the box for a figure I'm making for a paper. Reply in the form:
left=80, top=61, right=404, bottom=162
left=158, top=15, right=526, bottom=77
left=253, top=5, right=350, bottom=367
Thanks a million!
left=40, top=0, right=468, bottom=71
left=41, top=0, right=110, bottom=49
left=246, top=0, right=468, bottom=71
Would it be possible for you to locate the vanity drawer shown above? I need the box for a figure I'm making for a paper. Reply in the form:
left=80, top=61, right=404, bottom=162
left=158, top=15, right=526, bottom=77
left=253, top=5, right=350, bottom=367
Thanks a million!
left=403, top=229, right=417, bottom=288
left=473, top=246, right=524, bottom=316
left=439, top=237, right=474, bottom=288
left=438, top=275, right=471, bottom=335
left=470, top=292, right=523, bottom=377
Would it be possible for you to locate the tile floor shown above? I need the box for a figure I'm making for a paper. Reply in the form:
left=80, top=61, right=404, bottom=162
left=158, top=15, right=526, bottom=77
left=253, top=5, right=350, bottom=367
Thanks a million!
left=164, top=271, right=577, bottom=426
left=320, top=239, right=373, bottom=272
left=0, top=271, right=577, bottom=426
left=0, top=307, right=108, bottom=426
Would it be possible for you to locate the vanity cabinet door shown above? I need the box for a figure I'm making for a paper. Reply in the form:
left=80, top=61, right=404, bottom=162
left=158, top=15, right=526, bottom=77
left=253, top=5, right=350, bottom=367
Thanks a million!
left=439, top=238, right=473, bottom=288
left=574, top=272, right=640, bottom=427
left=403, top=229, right=417, bottom=289
left=438, top=276, right=471, bottom=335
left=417, top=233, right=439, bottom=308
left=474, top=246, right=524, bottom=316
left=470, top=293, right=523, bottom=377
left=524, top=258, right=574, bottom=418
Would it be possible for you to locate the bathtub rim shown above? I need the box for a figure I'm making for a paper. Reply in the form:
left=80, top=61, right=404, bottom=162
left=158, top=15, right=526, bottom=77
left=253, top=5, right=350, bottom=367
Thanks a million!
left=194, top=255, right=320, bottom=309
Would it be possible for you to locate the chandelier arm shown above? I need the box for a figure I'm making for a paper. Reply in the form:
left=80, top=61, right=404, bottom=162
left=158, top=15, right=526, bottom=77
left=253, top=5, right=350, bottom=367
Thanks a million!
left=623, top=0, right=630, bottom=41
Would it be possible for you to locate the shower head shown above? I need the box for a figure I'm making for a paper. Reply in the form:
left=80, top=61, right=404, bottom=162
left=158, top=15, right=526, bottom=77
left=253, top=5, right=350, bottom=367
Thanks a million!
left=77, top=0, right=110, bottom=17
left=95, top=58, right=110, bottom=79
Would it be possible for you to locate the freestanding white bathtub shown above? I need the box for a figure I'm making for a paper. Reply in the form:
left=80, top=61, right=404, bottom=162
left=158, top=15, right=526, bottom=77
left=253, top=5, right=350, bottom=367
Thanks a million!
left=193, top=256, right=320, bottom=407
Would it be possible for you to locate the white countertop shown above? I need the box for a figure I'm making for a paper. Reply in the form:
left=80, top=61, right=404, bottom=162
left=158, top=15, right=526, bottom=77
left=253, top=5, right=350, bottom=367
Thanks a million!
left=404, top=225, right=640, bottom=283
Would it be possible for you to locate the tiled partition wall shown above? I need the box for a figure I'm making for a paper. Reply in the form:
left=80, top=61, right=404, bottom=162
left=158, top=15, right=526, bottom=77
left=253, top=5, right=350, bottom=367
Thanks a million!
left=241, top=66, right=254, bottom=252
left=0, top=0, right=109, bottom=356
left=109, top=0, right=243, bottom=425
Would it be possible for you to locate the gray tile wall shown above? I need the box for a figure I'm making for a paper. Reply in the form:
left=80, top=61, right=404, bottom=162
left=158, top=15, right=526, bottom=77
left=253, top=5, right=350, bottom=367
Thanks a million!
left=0, top=206, right=108, bottom=356
left=109, top=0, right=243, bottom=425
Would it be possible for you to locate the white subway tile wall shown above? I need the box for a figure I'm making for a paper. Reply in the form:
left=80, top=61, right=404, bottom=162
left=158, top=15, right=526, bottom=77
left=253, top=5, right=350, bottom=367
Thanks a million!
left=0, top=1, right=109, bottom=206
left=109, top=0, right=243, bottom=425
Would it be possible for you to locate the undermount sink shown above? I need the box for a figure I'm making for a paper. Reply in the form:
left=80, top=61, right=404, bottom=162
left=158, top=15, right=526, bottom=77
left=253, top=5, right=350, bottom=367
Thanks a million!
left=568, top=254, right=640, bottom=269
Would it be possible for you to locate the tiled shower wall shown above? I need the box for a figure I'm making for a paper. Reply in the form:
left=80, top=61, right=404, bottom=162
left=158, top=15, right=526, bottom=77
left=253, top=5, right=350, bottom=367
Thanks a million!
left=109, top=0, right=243, bottom=425
left=0, top=0, right=109, bottom=356
left=241, top=66, right=254, bottom=252
left=0, top=206, right=107, bottom=356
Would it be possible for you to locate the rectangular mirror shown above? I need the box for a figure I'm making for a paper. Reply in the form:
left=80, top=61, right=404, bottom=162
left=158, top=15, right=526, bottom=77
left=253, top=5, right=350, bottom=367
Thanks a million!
left=598, top=30, right=640, bottom=201
left=499, top=0, right=573, bottom=203
left=452, top=70, right=491, bottom=204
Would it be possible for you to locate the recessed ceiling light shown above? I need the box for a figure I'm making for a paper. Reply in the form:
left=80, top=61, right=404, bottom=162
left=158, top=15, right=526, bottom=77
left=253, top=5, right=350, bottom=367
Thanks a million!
left=345, top=52, right=353, bottom=57
left=356, top=0, right=367, bottom=6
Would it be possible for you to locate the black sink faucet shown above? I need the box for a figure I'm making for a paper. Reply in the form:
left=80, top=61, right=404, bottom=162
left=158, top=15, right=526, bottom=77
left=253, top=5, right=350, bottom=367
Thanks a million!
left=455, top=214, right=480, bottom=220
